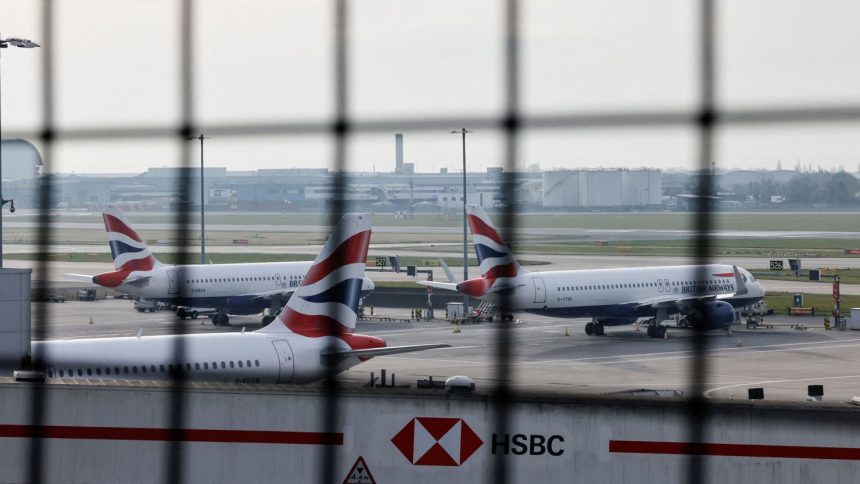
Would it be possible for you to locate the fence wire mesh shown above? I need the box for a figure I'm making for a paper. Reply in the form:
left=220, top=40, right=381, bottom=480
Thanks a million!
left=1, top=0, right=856, bottom=483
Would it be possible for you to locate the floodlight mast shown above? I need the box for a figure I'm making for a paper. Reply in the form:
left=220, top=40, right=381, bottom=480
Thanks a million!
left=187, top=134, right=209, bottom=265
left=451, top=128, right=472, bottom=312
left=0, top=34, right=40, bottom=268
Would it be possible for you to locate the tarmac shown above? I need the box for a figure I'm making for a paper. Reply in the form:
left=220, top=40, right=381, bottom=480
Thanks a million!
left=33, top=299, right=860, bottom=403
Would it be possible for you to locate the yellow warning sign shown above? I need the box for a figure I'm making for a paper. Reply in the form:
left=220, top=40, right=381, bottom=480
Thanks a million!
left=343, top=456, right=376, bottom=484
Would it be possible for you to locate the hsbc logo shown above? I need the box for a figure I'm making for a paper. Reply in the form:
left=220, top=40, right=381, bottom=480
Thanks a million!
left=391, top=417, right=483, bottom=466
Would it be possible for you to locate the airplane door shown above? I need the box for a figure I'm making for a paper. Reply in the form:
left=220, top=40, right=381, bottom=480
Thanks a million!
left=533, top=277, right=546, bottom=304
left=271, top=340, right=294, bottom=383
left=167, top=269, right=178, bottom=295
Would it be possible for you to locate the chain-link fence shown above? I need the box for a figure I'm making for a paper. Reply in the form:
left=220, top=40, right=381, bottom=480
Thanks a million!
left=3, top=1, right=860, bottom=482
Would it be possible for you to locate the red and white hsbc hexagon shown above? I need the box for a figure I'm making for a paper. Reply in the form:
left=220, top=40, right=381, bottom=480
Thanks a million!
left=391, top=417, right=484, bottom=466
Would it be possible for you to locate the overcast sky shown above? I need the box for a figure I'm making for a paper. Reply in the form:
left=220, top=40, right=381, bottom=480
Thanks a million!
left=2, top=0, right=860, bottom=174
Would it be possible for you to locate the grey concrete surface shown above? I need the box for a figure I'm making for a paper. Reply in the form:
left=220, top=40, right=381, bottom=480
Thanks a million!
left=33, top=299, right=860, bottom=403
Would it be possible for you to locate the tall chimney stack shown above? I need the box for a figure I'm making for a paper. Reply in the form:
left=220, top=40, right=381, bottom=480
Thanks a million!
left=395, top=133, right=404, bottom=173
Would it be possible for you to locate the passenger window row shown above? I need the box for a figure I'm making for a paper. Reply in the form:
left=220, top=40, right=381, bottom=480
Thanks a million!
left=556, top=279, right=731, bottom=292
left=50, top=359, right=262, bottom=379
left=557, top=282, right=654, bottom=291
left=185, top=276, right=287, bottom=284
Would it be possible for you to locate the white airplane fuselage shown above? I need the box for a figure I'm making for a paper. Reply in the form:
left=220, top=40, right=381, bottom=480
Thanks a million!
left=465, top=264, right=765, bottom=322
left=33, top=331, right=370, bottom=385
left=101, top=262, right=374, bottom=315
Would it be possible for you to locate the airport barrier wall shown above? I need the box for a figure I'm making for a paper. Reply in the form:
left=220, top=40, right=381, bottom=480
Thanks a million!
left=0, top=381, right=858, bottom=483
left=0, top=269, right=32, bottom=375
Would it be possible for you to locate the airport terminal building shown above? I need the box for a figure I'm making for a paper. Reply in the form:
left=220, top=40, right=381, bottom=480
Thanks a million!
left=4, top=165, right=671, bottom=212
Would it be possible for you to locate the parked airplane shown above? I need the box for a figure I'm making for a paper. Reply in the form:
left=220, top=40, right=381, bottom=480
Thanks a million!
left=65, top=204, right=374, bottom=326
left=37, top=214, right=447, bottom=384
left=419, top=205, right=766, bottom=338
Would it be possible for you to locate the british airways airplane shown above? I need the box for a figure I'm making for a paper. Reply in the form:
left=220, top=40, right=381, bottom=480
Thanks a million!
left=66, top=205, right=374, bottom=326
left=420, top=205, right=766, bottom=338
left=37, top=214, right=447, bottom=384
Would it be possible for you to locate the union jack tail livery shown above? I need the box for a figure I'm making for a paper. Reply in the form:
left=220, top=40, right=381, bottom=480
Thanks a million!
left=454, top=205, right=527, bottom=297
left=467, top=204, right=526, bottom=279
left=102, top=204, right=161, bottom=272
left=261, top=213, right=372, bottom=338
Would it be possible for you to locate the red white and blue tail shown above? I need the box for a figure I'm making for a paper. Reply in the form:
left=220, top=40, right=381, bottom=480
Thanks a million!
left=466, top=204, right=524, bottom=280
left=261, top=213, right=372, bottom=336
left=101, top=204, right=160, bottom=272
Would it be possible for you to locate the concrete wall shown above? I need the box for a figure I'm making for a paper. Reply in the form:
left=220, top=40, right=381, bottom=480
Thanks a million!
left=0, top=382, right=858, bottom=483
left=542, top=170, right=581, bottom=207
left=584, top=170, right=624, bottom=207
left=621, top=169, right=663, bottom=206
left=0, top=269, right=31, bottom=374
left=543, top=169, right=661, bottom=208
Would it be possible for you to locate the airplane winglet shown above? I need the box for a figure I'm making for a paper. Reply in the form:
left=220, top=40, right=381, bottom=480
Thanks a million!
left=439, top=258, right=458, bottom=283
left=733, top=265, right=749, bottom=296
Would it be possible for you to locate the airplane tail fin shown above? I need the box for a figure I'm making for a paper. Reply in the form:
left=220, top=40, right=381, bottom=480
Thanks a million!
left=466, top=204, right=524, bottom=279
left=101, top=204, right=160, bottom=272
left=260, top=213, right=372, bottom=335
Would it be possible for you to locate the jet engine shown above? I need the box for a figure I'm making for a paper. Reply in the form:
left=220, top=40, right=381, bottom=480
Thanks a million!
left=687, top=300, right=735, bottom=330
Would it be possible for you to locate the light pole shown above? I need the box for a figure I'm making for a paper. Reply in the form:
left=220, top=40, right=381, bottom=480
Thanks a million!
left=451, top=128, right=471, bottom=311
left=0, top=35, right=40, bottom=268
left=187, top=134, right=209, bottom=264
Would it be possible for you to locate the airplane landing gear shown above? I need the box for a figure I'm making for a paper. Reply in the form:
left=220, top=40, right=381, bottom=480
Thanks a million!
left=210, top=313, right=230, bottom=326
left=585, top=321, right=605, bottom=336
left=646, top=324, right=667, bottom=339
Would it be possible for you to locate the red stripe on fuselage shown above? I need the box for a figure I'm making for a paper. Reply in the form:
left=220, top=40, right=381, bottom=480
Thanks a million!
left=468, top=214, right=505, bottom=246
left=0, top=424, right=342, bottom=445
left=282, top=308, right=354, bottom=337
left=484, top=261, right=518, bottom=280
left=712, top=272, right=734, bottom=277
left=118, top=256, right=155, bottom=272
left=609, top=440, right=860, bottom=460
left=280, top=309, right=384, bottom=351
left=93, top=270, right=131, bottom=288
left=103, top=214, right=144, bottom=243
left=302, top=230, right=371, bottom=286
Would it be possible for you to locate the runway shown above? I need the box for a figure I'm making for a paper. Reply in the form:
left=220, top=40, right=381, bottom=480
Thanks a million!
left=38, top=299, right=860, bottom=402
left=7, top=219, right=860, bottom=240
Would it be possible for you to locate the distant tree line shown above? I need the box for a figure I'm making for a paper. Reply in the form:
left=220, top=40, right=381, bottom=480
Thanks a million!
left=721, top=170, right=860, bottom=205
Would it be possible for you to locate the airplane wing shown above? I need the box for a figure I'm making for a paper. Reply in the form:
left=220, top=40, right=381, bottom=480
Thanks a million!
left=416, top=280, right=459, bottom=291
left=64, top=273, right=95, bottom=283
left=243, top=288, right=296, bottom=301
left=623, top=265, right=749, bottom=310
left=322, top=343, right=450, bottom=361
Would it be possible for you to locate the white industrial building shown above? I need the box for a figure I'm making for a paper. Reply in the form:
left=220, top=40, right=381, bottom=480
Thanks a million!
left=542, top=169, right=662, bottom=208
